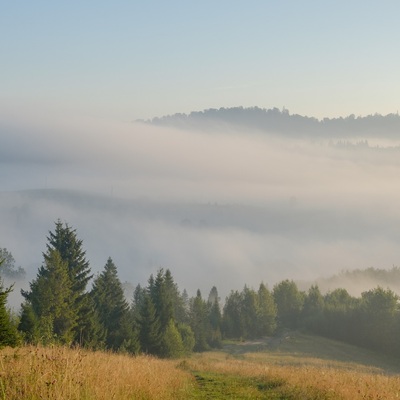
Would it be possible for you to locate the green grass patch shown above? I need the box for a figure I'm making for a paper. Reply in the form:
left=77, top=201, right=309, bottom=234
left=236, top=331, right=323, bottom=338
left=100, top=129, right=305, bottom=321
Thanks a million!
left=189, top=371, right=289, bottom=399
left=181, top=333, right=400, bottom=399
left=188, top=370, right=335, bottom=400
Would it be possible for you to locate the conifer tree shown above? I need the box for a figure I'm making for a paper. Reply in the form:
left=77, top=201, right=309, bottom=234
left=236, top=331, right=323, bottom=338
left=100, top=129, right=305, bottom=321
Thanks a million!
left=176, top=322, right=195, bottom=354
left=181, top=289, right=189, bottom=310
left=131, top=284, right=146, bottom=322
left=18, top=302, right=38, bottom=343
left=302, top=285, right=324, bottom=332
left=207, top=286, right=222, bottom=347
left=273, top=280, right=304, bottom=329
left=222, top=290, right=244, bottom=338
left=91, top=257, right=137, bottom=352
left=164, top=269, right=187, bottom=323
left=358, top=287, right=398, bottom=353
left=20, top=249, right=77, bottom=344
left=241, top=286, right=259, bottom=339
left=207, top=286, right=219, bottom=305
left=0, top=260, right=19, bottom=347
left=74, top=295, right=106, bottom=349
left=138, top=294, right=161, bottom=355
left=322, top=288, right=356, bottom=342
left=46, top=220, right=92, bottom=293
left=161, top=319, right=185, bottom=358
left=189, top=290, right=210, bottom=351
left=44, top=221, right=94, bottom=345
left=257, top=283, right=277, bottom=336
left=151, top=269, right=174, bottom=333
left=145, top=269, right=188, bottom=355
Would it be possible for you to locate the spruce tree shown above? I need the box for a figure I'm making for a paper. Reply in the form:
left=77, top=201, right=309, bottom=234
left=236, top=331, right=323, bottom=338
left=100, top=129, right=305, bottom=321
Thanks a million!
left=164, top=269, right=187, bottom=324
left=45, top=220, right=94, bottom=344
left=18, top=302, right=38, bottom=343
left=138, top=294, right=161, bottom=355
left=176, top=322, right=195, bottom=354
left=151, top=269, right=174, bottom=333
left=189, top=290, right=210, bottom=351
left=181, top=289, right=190, bottom=318
left=207, top=286, right=219, bottom=305
left=257, top=283, right=277, bottom=336
left=131, top=284, right=146, bottom=323
left=241, top=286, right=259, bottom=339
left=161, top=319, right=185, bottom=358
left=75, top=295, right=106, bottom=349
left=91, top=257, right=137, bottom=351
left=20, top=249, right=77, bottom=344
left=207, top=286, right=222, bottom=348
left=46, top=220, right=92, bottom=293
left=222, top=290, right=244, bottom=339
left=0, top=260, right=19, bottom=347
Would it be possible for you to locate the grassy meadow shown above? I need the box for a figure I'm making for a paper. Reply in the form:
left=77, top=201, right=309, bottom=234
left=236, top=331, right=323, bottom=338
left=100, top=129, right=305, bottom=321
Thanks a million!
left=1, top=333, right=400, bottom=399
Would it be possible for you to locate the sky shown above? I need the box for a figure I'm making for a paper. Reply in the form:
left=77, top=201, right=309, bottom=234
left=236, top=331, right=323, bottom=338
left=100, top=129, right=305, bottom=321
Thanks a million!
left=2, top=1, right=400, bottom=121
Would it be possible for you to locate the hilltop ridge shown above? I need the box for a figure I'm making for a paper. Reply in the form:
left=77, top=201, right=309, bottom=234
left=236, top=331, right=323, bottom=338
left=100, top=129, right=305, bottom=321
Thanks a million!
left=146, top=106, right=400, bottom=138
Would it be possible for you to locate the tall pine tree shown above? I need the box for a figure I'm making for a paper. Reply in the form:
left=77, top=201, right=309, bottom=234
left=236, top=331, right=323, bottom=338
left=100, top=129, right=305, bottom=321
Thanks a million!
left=207, top=286, right=222, bottom=348
left=45, top=220, right=94, bottom=345
left=91, top=257, right=138, bottom=352
left=20, top=249, right=77, bottom=344
left=189, top=290, right=210, bottom=352
left=151, top=269, right=174, bottom=333
left=138, top=293, right=161, bottom=355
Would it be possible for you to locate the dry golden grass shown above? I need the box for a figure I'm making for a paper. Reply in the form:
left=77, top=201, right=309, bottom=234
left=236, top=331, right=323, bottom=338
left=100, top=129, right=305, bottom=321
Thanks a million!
left=2, top=335, right=400, bottom=399
left=186, top=351, right=400, bottom=399
left=224, top=332, right=400, bottom=375
left=0, top=345, right=192, bottom=400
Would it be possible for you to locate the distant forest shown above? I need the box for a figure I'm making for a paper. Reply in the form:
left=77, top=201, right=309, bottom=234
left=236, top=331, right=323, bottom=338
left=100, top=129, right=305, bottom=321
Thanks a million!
left=1, top=221, right=400, bottom=360
left=146, top=106, right=400, bottom=138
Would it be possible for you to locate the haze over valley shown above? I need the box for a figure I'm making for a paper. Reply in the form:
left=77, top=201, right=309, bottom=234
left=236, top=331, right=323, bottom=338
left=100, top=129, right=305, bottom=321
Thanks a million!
left=2, top=109, right=400, bottom=306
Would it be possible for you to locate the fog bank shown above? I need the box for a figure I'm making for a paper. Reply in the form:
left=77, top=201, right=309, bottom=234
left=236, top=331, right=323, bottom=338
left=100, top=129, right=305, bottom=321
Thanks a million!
left=1, top=113, right=400, bottom=305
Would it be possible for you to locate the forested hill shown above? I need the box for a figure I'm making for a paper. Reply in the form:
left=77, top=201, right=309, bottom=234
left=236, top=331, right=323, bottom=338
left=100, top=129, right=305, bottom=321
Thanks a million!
left=310, top=267, right=400, bottom=296
left=146, top=107, right=400, bottom=138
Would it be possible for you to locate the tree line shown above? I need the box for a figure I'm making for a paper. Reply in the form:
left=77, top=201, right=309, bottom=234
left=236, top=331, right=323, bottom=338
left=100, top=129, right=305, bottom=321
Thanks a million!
left=1, top=221, right=400, bottom=358
left=148, top=106, right=400, bottom=138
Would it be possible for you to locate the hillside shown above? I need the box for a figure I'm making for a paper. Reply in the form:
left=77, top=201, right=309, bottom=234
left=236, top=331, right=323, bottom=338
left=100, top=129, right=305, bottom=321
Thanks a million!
left=147, top=106, right=400, bottom=138
left=2, top=333, right=399, bottom=399
left=222, top=331, right=400, bottom=374
left=308, top=267, right=400, bottom=296
left=186, top=332, right=400, bottom=399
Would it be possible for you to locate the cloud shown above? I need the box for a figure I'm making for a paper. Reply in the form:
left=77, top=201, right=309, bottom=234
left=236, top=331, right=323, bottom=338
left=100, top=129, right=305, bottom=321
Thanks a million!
left=1, top=112, right=400, bottom=304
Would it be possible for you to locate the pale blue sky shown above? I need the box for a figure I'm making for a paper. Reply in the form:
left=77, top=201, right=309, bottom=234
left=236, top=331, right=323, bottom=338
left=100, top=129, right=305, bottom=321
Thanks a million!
left=1, top=1, right=400, bottom=121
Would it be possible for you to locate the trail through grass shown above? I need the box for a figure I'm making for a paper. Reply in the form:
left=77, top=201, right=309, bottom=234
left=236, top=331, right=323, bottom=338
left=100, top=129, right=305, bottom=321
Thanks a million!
left=190, top=371, right=287, bottom=399
left=182, top=333, right=400, bottom=399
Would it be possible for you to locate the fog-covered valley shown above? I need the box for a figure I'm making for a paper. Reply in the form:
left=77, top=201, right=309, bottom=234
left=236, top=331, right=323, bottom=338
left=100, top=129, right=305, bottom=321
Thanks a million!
left=2, top=111, right=400, bottom=307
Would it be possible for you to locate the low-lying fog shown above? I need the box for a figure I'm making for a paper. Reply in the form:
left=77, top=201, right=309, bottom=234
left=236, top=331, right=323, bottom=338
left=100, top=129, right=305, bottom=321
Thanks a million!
left=1, top=113, right=400, bottom=308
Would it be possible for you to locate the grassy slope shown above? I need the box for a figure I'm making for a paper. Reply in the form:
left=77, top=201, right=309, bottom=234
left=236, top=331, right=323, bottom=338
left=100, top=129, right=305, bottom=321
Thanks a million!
left=1, top=334, right=399, bottom=399
left=184, top=332, right=400, bottom=399
left=223, top=331, right=400, bottom=374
